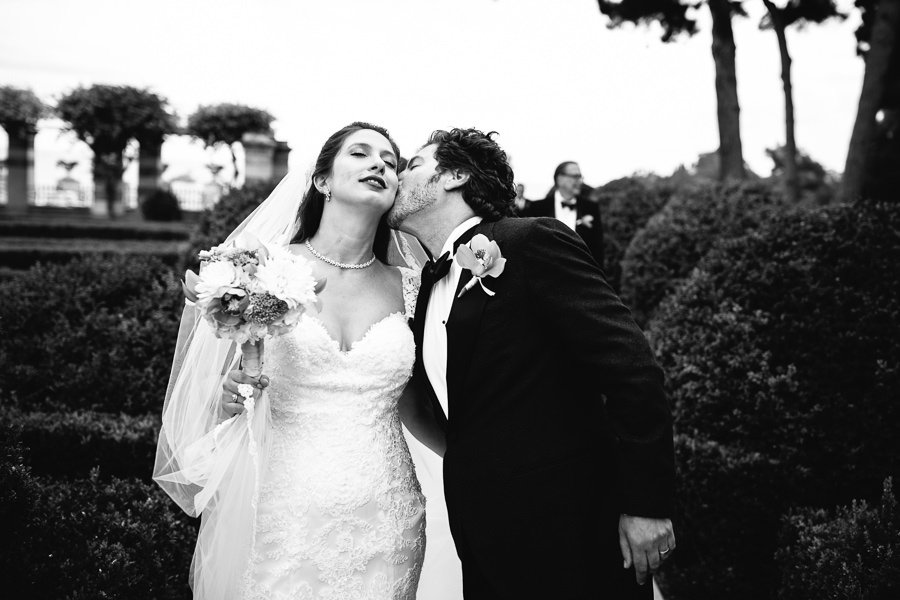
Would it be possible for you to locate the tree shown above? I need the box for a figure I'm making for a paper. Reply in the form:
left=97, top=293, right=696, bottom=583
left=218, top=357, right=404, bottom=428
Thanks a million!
left=185, top=103, right=274, bottom=185
left=55, top=85, right=177, bottom=218
left=842, top=0, right=900, bottom=203
left=0, top=86, right=47, bottom=136
left=598, top=0, right=748, bottom=181
left=759, top=0, right=845, bottom=203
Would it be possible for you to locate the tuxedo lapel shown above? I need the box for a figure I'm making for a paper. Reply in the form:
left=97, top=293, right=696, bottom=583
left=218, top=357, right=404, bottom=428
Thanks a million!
left=445, top=221, right=496, bottom=411
left=413, top=222, right=482, bottom=431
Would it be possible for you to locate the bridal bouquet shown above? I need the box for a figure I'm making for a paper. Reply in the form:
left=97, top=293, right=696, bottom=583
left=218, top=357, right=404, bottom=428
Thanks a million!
left=182, top=234, right=325, bottom=378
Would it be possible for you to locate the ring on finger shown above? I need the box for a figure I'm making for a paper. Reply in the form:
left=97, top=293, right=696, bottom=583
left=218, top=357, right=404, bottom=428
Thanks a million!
left=660, top=547, right=671, bottom=555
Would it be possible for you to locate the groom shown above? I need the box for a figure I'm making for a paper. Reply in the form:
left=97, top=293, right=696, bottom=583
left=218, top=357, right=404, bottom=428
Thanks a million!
left=386, top=128, right=676, bottom=599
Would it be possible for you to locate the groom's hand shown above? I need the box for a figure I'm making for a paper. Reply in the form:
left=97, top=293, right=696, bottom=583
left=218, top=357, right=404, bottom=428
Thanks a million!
left=618, top=514, right=676, bottom=586
left=221, top=370, right=269, bottom=416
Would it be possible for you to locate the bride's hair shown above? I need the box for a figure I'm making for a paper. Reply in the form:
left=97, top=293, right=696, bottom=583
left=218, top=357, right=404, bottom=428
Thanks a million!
left=426, top=128, right=518, bottom=221
left=292, top=121, right=401, bottom=261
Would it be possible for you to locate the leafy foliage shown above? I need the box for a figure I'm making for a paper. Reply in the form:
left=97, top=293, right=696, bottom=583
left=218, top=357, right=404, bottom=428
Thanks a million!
left=621, top=179, right=799, bottom=327
left=0, top=86, right=47, bottom=134
left=186, top=103, right=274, bottom=148
left=597, top=0, right=699, bottom=42
left=0, top=424, right=196, bottom=599
left=765, top=145, right=840, bottom=205
left=648, top=202, right=900, bottom=598
left=177, top=180, right=278, bottom=274
left=140, top=188, right=183, bottom=222
left=56, top=84, right=177, bottom=154
left=0, top=253, right=183, bottom=414
left=55, top=84, right=178, bottom=215
left=591, top=174, right=679, bottom=292
left=777, top=477, right=900, bottom=600
left=0, top=406, right=159, bottom=481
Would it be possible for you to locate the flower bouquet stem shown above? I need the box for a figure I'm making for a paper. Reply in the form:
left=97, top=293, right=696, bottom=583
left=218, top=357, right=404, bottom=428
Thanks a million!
left=241, top=339, right=265, bottom=378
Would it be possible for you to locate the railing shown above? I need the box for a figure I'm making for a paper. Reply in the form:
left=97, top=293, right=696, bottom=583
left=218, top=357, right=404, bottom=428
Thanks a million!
left=2, top=182, right=215, bottom=212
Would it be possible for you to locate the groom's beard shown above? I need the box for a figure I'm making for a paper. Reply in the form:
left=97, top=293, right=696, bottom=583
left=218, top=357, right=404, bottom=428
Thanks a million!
left=387, top=175, right=440, bottom=229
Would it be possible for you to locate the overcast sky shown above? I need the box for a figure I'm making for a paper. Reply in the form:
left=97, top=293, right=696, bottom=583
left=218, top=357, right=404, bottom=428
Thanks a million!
left=1, top=0, right=863, bottom=197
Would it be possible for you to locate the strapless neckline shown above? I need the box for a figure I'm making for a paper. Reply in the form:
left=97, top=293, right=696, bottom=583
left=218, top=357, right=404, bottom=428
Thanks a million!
left=304, top=311, right=406, bottom=356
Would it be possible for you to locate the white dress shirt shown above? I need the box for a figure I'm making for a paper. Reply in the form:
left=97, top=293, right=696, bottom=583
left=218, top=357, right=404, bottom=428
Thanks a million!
left=422, top=216, right=484, bottom=418
left=554, top=189, right=578, bottom=232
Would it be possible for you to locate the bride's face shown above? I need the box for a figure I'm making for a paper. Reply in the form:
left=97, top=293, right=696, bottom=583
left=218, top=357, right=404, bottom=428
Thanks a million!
left=324, top=129, right=399, bottom=212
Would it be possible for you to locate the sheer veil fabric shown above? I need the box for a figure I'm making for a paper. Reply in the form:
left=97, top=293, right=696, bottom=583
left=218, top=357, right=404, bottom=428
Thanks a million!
left=153, top=171, right=461, bottom=598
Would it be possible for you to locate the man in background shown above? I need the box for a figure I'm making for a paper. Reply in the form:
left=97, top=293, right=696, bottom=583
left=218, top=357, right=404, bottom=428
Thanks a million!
left=521, top=161, right=604, bottom=264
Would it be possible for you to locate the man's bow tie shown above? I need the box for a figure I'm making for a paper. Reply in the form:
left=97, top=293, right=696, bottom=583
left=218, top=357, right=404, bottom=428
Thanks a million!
left=560, top=199, right=577, bottom=210
left=423, top=251, right=452, bottom=283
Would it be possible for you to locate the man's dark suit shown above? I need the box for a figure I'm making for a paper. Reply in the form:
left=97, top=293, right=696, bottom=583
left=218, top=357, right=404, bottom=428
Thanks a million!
left=521, top=185, right=604, bottom=264
left=413, top=217, right=674, bottom=599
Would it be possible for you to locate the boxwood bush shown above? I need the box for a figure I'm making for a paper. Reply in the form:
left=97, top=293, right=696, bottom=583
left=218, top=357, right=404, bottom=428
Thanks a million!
left=0, top=252, right=183, bottom=414
left=0, top=237, right=185, bottom=270
left=0, top=218, right=191, bottom=241
left=621, top=179, right=801, bottom=327
left=1, top=425, right=196, bottom=599
left=648, top=202, right=900, bottom=598
left=0, top=406, right=159, bottom=480
left=776, top=477, right=900, bottom=600
left=592, top=175, right=680, bottom=292
left=140, top=188, right=183, bottom=222
left=178, top=180, right=278, bottom=274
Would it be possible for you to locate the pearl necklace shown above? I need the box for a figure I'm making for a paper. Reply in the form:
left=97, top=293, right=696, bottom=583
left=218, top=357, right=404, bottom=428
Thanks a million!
left=305, top=239, right=376, bottom=270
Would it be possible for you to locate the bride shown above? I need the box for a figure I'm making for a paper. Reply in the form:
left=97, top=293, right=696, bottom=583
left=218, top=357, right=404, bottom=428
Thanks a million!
left=154, top=122, right=461, bottom=599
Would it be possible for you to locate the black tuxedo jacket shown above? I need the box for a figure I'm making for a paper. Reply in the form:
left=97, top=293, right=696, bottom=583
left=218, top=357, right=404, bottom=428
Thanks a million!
left=412, top=217, right=673, bottom=598
left=521, top=186, right=604, bottom=263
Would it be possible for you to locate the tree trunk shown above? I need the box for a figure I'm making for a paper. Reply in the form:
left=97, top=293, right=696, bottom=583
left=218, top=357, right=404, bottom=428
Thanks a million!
left=709, top=0, right=746, bottom=181
left=230, top=144, right=240, bottom=187
left=764, top=0, right=799, bottom=203
left=842, top=0, right=900, bottom=203
left=93, top=152, right=124, bottom=219
left=137, top=137, right=163, bottom=206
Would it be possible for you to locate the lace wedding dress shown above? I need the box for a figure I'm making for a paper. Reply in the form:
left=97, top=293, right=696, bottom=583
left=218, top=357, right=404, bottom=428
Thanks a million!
left=239, top=266, right=426, bottom=599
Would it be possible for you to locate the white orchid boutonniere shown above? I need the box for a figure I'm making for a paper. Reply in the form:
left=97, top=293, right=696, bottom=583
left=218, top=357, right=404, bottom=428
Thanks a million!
left=455, top=233, right=507, bottom=298
left=576, top=214, right=594, bottom=229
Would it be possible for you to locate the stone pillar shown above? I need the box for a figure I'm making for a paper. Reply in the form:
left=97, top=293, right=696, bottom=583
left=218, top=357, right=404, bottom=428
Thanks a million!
left=242, top=132, right=276, bottom=185
left=137, top=137, right=163, bottom=203
left=272, top=140, right=291, bottom=182
left=5, top=126, right=36, bottom=213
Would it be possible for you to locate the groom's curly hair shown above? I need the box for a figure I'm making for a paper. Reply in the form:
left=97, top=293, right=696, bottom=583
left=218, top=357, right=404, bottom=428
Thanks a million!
left=427, top=128, right=517, bottom=221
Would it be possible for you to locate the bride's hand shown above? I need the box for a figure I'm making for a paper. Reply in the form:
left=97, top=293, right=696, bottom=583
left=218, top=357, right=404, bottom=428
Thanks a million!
left=221, top=369, right=270, bottom=416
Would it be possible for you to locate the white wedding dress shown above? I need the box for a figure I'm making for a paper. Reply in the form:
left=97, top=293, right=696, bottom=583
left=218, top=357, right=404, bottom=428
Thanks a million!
left=237, top=266, right=461, bottom=600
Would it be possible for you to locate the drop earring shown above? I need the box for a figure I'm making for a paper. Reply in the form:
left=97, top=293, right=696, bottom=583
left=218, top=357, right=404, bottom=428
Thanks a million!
left=323, top=187, right=331, bottom=202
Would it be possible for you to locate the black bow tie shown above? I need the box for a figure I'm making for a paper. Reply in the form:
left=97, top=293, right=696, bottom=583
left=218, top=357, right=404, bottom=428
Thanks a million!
left=560, top=199, right=577, bottom=210
left=423, top=251, right=452, bottom=283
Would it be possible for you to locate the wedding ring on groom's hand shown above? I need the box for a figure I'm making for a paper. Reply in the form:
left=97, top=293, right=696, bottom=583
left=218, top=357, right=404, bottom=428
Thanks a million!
left=660, top=547, right=671, bottom=555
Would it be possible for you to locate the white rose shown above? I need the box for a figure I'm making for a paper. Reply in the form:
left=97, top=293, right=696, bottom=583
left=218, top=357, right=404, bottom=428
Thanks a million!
left=195, top=261, right=244, bottom=304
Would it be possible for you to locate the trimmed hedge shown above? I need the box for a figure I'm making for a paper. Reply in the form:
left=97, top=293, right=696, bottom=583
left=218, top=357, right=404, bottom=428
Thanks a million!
left=777, top=478, right=900, bottom=600
left=649, top=202, right=900, bottom=598
left=0, top=252, right=183, bottom=414
left=0, top=406, right=159, bottom=481
left=621, top=179, right=803, bottom=327
left=592, top=175, right=680, bottom=292
left=1, top=425, right=196, bottom=599
left=0, top=237, right=186, bottom=269
left=178, top=180, right=278, bottom=274
left=140, top=188, right=183, bottom=222
left=0, top=218, right=192, bottom=241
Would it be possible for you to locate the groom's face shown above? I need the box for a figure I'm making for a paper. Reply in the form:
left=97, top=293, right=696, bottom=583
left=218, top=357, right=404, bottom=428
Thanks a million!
left=386, top=143, right=441, bottom=229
